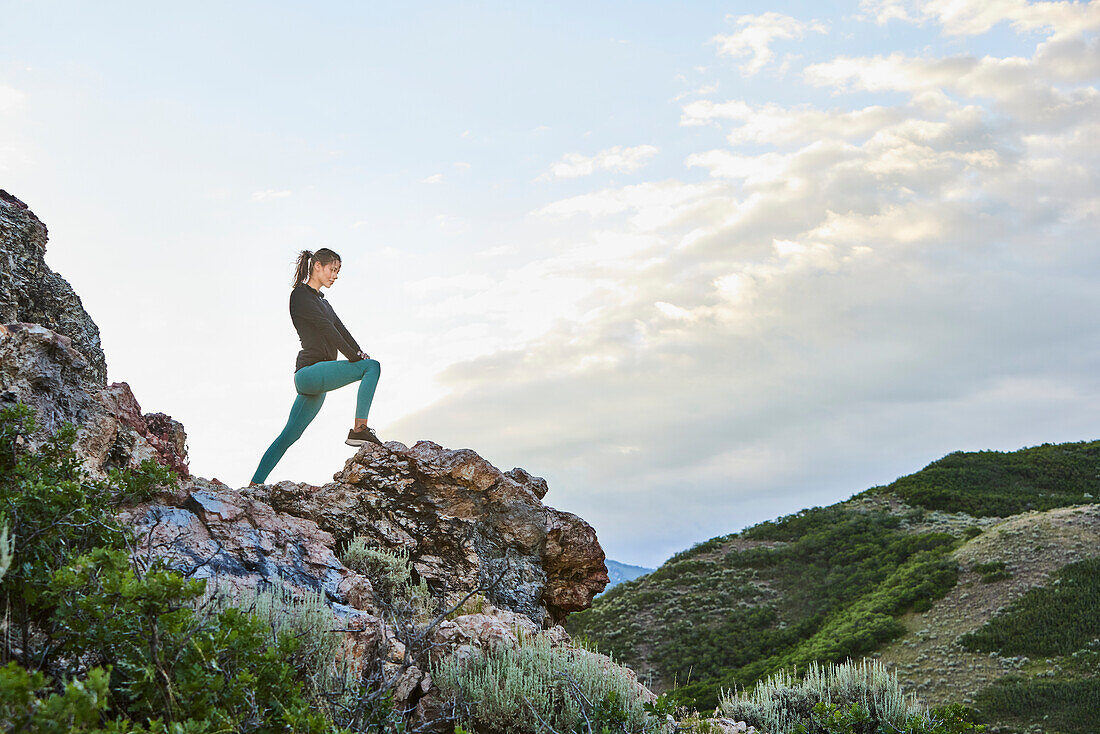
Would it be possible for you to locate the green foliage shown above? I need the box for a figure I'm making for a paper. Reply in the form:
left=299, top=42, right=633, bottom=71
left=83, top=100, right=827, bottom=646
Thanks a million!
left=0, top=403, right=342, bottom=733
left=340, top=536, right=432, bottom=616
left=432, top=633, right=661, bottom=734
left=46, top=546, right=335, bottom=732
left=970, top=560, right=1011, bottom=583
left=716, top=659, right=985, bottom=734
left=791, top=700, right=984, bottom=734
left=0, top=403, right=177, bottom=653
left=719, top=658, right=929, bottom=734
left=200, top=579, right=362, bottom=715
left=974, top=675, right=1099, bottom=734
left=959, top=556, right=1100, bottom=656
left=872, top=440, right=1100, bottom=516
left=0, top=662, right=110, bottom=733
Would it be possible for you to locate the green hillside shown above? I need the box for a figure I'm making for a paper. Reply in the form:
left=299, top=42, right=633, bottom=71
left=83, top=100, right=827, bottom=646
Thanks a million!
left=567, top=440, right=1100, bottom=730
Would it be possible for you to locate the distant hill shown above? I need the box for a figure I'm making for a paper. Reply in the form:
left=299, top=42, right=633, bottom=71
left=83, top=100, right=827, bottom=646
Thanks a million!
left=567, top=440, right=1100, bottom=733
left=600, top=560, right=654, bottom=595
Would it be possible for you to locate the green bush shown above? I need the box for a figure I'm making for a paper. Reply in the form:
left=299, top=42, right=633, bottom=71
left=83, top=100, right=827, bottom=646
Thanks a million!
left=719, top=659, right=983, bottom=734
left=432, top=633, right=662, bottom=734
left=340, top=536, right=432, bottom=616
left=974, top=676, right=1099, bottom=734
left=970, top=560, right=1011, bottom=584
left=720, top=658, right=926, bottom=733
left=0, top=663, right=110, bottom=733
left=876, top=440, right=1100, bottom=517
left=199, top=579, right=359, bottom=714
left=959, top=557, right=1100, bottom=656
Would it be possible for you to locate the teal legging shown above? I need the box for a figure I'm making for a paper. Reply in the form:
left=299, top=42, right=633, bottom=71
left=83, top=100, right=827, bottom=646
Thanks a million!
left=251, top=358, right=381, bottom=484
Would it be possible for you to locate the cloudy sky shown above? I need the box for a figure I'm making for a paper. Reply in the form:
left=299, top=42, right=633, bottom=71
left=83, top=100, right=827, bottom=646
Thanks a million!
left=2, top=1, right=1098, bottom=567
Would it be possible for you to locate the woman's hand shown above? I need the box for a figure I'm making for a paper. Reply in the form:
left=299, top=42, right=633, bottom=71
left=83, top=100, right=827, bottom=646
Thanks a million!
left=358, top=350, right=371, bottom=360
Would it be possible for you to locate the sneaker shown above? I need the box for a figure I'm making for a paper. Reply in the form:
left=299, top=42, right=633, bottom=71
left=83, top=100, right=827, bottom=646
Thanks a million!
left=346, top=426, right=384, bottom=447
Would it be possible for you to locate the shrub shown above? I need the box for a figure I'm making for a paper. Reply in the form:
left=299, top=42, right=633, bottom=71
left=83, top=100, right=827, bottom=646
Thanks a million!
left=974, top=675, right=1099, bottom=734
left=719, top=658, right=928, bottom=733
left=959, top=556, right=1100, bottom=656
left=880, top=440, right=1100, bottom=517
left=340, top=536, right=432, bottom=615
left=47, top=546, right=335, bottom=732
left=198, top=579, right=359, bottom=713
left=432, top=633, right=662, bottom=734
left=970, top=560, right=1011, bottom=583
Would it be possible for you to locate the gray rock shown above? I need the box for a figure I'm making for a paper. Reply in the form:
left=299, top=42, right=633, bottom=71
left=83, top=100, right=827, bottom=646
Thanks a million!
left=0, top=190, right=107, bottom=389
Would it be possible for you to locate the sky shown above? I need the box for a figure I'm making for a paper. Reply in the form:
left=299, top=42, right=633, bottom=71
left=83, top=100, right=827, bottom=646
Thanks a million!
left=2, top=1, right=1099, bottom=568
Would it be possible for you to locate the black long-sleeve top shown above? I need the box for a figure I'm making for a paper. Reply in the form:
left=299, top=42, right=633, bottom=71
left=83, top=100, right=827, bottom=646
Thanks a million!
left=290, top=283, right=363, bottom=372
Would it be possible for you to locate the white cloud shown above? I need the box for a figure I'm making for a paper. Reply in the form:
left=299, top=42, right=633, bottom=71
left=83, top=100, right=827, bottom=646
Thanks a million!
left=390, top=10, right=1100, bottom=564
left=535, top=179, right=725, bottom=231
left=860, top=0, right=1100, bottom=38
left=712, top=12, right=828, bottom=75
left=421, top=173, right=443, bottom=184
left=541, top=144, right=659, bottom=179
left=250, top=189, right=291, bottom=202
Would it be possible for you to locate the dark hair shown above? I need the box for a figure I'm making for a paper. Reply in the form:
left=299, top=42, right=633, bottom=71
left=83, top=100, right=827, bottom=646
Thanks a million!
left=292, top=248, right=341, bottom=287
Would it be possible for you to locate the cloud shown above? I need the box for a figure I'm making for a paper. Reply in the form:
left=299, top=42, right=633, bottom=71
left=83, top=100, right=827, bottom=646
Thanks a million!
left=421, top=173, right=444, bottom=184
left=712, top=12, right=828, bottom=75
left=541, top=144, right=659, bottom=180
left=390, top=10, right=1100, bottom=565
left=860, top=0, right=1100, bottom=38
left=250, top=189, right=291, bottom=202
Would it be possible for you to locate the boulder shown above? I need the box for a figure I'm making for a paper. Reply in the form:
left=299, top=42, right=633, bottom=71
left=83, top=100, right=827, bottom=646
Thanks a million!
left=247, top=440, right=609, bottom=625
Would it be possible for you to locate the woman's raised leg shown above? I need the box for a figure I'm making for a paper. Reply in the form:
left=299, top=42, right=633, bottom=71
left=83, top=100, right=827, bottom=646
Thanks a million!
left=250, top=391, right=325, bottom=484
left=294, top=359, right=381, bottom=422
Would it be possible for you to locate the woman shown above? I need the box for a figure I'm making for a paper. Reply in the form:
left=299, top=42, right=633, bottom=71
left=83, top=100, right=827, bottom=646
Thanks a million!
left=250, top=248, right=383, bottom=486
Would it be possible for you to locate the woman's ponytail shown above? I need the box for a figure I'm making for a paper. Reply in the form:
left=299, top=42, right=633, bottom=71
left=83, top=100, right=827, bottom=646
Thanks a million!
left=292, top=250, right=313, bottom=287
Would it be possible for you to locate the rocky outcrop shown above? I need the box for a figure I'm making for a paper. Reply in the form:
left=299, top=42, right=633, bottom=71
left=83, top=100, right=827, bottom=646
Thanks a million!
left=0, top=190, right=107, bottom=389
left=247, top=441, right=609, bottom=625
left=0, top=190, right=629, bottom=726
left=0, top=321, right=189, bottom=478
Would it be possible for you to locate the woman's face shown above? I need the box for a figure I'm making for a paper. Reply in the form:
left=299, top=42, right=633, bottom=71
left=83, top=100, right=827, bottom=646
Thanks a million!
left=315, top=259, right=341, bottom=288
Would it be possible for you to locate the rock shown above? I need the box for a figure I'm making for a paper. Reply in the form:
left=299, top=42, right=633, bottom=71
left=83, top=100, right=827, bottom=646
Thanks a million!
left=0, top=190, right=107, bottom=389
left=0, top=321, right=188, bottom=478
left=115, top=479, right=373, bottom=607
left=95, top=382, right=190, bottom=478
left=247, top=440, right=609, bottom=625
left=695, top=719, right=758, bottom=734
left=0, top=322, right=94, bottom=437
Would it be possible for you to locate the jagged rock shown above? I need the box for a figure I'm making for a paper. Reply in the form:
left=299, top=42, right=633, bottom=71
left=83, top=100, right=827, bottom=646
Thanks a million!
left=247, top=440, right=609, bottom=625
left=115, top=479, right=374, bottom=608
left=0, top=321, right=94, bottom=435
left=0, top=321, right=189, bottom=477
left=94, top=382, right=190, bottom=478
left=0, top=190, right=107, bottom=389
